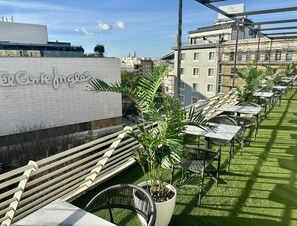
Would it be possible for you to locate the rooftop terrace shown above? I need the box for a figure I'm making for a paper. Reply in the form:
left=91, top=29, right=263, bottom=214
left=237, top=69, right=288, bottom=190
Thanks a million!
left=1, top=87, right=296, bottom=226
left=72, top=88, right=297, bottom=226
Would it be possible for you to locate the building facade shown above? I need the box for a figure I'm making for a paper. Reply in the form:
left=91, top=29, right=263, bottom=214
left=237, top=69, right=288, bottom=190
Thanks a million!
left=0, top=57, right=122, bottom=137
left=171, top=3, right=297, bottom=103
left=219, top=37, right=297, bottom=92
left=0, top=21, right=122, bottom=137
left=173, top=17, right=253, bottom=106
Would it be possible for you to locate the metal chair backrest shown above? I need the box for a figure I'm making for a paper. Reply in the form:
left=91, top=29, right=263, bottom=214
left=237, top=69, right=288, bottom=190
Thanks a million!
left=208, top=115, right=237, bottom=126
left=84, top=184, right=156, bottom=226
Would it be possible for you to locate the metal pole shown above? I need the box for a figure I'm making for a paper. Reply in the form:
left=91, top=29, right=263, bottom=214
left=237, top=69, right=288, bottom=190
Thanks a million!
left=176, top=0, right=182, bottom=98
left=256, top=33, right=261, bottom=68
left=232, top=23, right=239, bottom=88
left=268, top=39, right=273, bottom=66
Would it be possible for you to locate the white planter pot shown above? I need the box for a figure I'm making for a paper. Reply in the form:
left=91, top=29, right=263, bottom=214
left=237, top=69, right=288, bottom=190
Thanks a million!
left=138, top=182, right=177, bottom=226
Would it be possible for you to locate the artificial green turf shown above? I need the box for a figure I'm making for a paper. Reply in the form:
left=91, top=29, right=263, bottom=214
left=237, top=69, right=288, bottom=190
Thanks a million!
left=72, top=88, right=297, bottom=226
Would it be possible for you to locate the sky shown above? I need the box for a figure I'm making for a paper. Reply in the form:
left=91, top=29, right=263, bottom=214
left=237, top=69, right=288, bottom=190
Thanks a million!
left=0, top=0, right=296, bottom=59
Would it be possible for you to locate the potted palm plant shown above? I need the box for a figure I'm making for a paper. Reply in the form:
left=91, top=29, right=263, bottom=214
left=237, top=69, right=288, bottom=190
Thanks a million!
left=88, top=65, right=206, bottom=226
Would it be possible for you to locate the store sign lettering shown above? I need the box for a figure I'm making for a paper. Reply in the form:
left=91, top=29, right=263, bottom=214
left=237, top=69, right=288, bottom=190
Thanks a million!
left=0, top=67, right=93, bottom=89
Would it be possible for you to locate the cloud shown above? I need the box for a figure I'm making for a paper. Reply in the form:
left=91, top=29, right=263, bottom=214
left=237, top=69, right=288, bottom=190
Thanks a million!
left=98, top=23, right=113, bottom=30
left=74, top=28, right=97, bottom=36
left=115, top=21, right=125, bottom=29
left=96, top=21, right=125, bottom=31
left=0, top=0, right=74, bottom=11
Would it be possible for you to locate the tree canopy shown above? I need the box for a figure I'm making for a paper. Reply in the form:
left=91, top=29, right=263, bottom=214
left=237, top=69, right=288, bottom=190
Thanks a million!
left=94, top=44, right=105, bottom=57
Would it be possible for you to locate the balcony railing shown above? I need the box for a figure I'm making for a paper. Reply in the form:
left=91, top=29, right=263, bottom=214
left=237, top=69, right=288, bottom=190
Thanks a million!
left=0, top=89, right=238, bottom=226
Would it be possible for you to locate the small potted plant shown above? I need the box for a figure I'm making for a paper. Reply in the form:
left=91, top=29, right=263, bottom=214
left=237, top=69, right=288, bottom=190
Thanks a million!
left=88, top=65, right=206, bottom=226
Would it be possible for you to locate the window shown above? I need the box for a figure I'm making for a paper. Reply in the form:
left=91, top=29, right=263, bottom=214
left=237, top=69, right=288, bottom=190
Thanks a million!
left=180, top=81, right=185, bottom=90
left=193, top=67, right=199, bottom=76
left=194, top=52, right=200, bottom=61
left=275, top=50, right=282, bottom=61
left=192, top=97, right=198, bottom=104
left=193, top=83, right=199, bottom=91
left=264, top=50, right=270, bottom=61
left=230, top=52, right=235, bottom=61
left=181, top=53, right=185, bottom=60
left=208, top=68, right=215, bottom=77
left=246, top=51, right=251, bottom=62
left=207, top=84, right=214, bottom=93
left=286, top=51, right=293, bottom=61
left=208, top=52, right=215, bottom=60
left=181, top=68, right=185, bottom=76
left=238, top=51, right=242, bottom=61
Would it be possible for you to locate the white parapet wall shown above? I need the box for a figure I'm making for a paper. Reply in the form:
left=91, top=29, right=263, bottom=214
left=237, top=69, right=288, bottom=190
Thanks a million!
left=0, top=57, right=122, bottom=136
left=0, top=22, right=48, bottom=44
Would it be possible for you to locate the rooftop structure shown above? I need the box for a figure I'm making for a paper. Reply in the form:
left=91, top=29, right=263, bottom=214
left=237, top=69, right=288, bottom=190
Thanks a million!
left=0, top=21, right=84, bottom=57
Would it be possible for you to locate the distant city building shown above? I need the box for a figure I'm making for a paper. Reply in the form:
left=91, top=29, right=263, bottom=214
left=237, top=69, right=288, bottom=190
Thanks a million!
left=158, top=54, right=175, bottom=97
left=0, top=21, right=84, bottom=57
left=120, top=56, right=154, bottom=77
left=163, top=71, right=175, bottom=97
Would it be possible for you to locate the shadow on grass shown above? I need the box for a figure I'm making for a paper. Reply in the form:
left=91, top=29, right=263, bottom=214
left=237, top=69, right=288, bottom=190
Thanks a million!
left=170, top=215, right=284, bottom=226
left=269, top=184, right=297, bottom=207
left=288, top=119, right=297, bottom=124
left=224, top=88, right=297, bottom=222
left=278, top=158, right=297, bottom=172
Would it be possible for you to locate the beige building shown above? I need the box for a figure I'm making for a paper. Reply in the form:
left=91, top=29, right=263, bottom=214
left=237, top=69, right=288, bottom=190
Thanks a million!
left=172, top=17, right=253, bottom=106
left=219, top=37, right=297, bottom=92
left=169, top=3, right=297, bottom=103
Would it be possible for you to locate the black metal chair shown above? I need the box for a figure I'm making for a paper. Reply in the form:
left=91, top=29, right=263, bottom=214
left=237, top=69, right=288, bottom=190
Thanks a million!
left=255, top=97, right=269, bottom=118
left=229, top=115, right=254, bottom=151
left=277, top=81, right=289, bottom=95
left=170, top=145, right=221, bottom=205
left=235, top=102, right=260, bottom=142
left=84, top=184, right=156, bottom=226
left=272, top=88, right=283, bottom=107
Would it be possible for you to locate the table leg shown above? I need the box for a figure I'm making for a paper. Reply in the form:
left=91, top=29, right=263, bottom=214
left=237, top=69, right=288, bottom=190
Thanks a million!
left=255, top=113, right=259, bottom=140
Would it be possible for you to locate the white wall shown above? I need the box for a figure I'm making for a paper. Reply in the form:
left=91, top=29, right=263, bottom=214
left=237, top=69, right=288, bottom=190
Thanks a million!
left=0, top=57, right=122, bottom=136
left=0, top=22, right=48, bottom=44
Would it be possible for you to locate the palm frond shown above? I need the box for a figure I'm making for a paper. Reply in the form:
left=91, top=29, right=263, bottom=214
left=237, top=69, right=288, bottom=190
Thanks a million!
left=88, top=78, right=141, bottom=103
left=186, top=106, right=208, bottom=128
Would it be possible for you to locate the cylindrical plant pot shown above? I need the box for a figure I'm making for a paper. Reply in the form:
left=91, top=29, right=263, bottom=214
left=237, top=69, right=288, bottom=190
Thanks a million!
left=138, top=181, right=176, bottom=226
